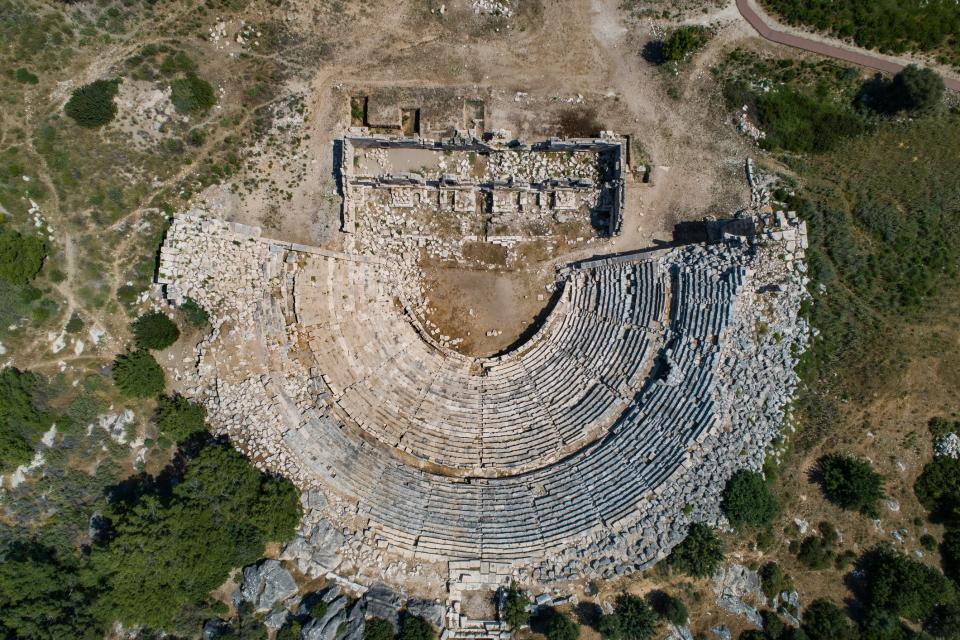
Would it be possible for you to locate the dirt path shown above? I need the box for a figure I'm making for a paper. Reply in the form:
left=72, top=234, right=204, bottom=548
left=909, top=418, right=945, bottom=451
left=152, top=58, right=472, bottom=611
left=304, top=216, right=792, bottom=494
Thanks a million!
left=736, top=0, right=960, bottom=91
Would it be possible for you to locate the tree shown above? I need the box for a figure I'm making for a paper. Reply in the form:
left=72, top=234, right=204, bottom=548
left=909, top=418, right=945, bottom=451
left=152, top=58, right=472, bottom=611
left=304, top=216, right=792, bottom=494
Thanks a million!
left=171, top=73, right=216, bottom=114
left=546, top=610, right=580, bottom=640
left=277, top=621, right=303, bottom=640
left=501, top=583, right=530, bottom=630
left=0, top=540, right=101, bottom=640
left=891, top=65, right=944, bottom=112
left=722, top=470, right=780, bottom=528
left=611, top=594, right=658, bottom=640
left=131, top=311, right=180, bottom=350
left=655, top=593, right=688, bottom=627
left=0, top=226, right=46, bottom=285
left=398, top=615, right=434, bottom=640
left=817, top=453, right=884, bottom=516
left=662, top=26, right=709, bottom=63
left=365, top=617, right=395, bottom=640
left=0, top=367, right=57, bottom=472
left=925, top=603, right=960, bottom=640
left=861, top=546, right=957, bottom=622
left=112, top=350, right=165, bottom=398
left=89, top=443, right=302, bottom=629
left=942, top=527, right=960, bottom=583
left=914, top=457, right=960, bottom=516
left=154, top=394, right=206, bottom=442
left=759, top=562, right=787, bottom=600
left=181, top=297, right=209, bottom=327
left=597, top=613, right=623, bottom=640
left=667, top=523, right=724, bottom=578
left=64, top=79, right=119, bottom=128
left=802, top=599, right=856, bottom=640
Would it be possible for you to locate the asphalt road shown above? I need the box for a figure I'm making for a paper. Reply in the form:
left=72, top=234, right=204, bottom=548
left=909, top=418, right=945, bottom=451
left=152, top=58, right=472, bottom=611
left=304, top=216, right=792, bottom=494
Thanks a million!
left=736, top=0, right=960, bottom=92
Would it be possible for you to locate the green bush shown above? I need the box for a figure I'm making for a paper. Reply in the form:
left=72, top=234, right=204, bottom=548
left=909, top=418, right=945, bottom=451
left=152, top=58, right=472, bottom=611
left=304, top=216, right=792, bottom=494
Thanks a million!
left=64, top=79, right=120, bottom=128
left=655, top=594, right=688, bottom=627
left=154, top=394, right=206, bottom=442
left=0, top=226, right=46, bottom=285
left=925, top=603, right=960, bottom=640
left=667, top=523, right=724, bottom=578
left=802, top=599, right=856, bottom=640
left=796, top=535, right=834, bottom=570
left=364, top=617, right=395, bottom=640
left=890, top=65, right=945, bottom=112
left=756, top=86, right=866, bottom=153
left=65, top=313, right=84, bottom=333
left=597, top=613, right=622, bottom=640
left=0, top=368, right=57, bottom=473
left=817, top=453, right=884, bottom=516
left=308, top=598, right=329, bottom=620
left=546, top=611, right=580, bottom=640
left=90, top=443, right=302, bottom=629
left=171, top=73, right=216, bottom=114
left=277, top=621, right=303, bottom=640
left=943, top=528, right=960, bottom=583
left=610, top=594, right=657, bottom=640
left=111, top=350, right=165, bottom=398
left=398, top=616, right=434, bottom=640
left=181, top=297, right=209, bottom=327
left=131, top=311, right=180, bottom=350
left=759, top=562, right=787, bottom=600
left=14, top=68, right=39, bottom=84
left=915, top=457, right=960, bottom=516
left=722, top=470, right=780, bottom=528
left=662, top=26, right=709, bottom=62
left=861, top=546, right=957, bottom=622
left=501, top=583, right=530, bottom=630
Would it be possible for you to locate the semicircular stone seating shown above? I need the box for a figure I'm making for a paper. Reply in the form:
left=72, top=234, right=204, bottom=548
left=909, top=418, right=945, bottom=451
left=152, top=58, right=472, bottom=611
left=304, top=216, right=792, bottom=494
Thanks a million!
left=293, top=254, right=669, bottom=475
left=281, top=244, right=746, bottom=562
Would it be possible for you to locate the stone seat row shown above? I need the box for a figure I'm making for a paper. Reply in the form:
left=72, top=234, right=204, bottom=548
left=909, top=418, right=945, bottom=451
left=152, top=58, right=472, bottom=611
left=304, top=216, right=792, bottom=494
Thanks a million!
left=281, top=248, right=745, bottom=559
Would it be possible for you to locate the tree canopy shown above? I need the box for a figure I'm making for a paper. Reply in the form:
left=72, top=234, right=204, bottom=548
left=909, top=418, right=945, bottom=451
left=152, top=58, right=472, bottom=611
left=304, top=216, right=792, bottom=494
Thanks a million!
left=171, top=73, right=216, bottom=114
left=64, top=79, right=119, bottom=128
left=112, top=350, right=165, bottom=398
left=817, top=453, right=884, bottom=516
left=90, top=443, right=302, bottom=629
left=0, top=368, right=56, bottom=473
left=501, top=583, right=531, bottom=630
left=914, top=456, right=960, bottom=516
left=545, top=610, right=580, bottom=640
left=131, top=311, right=180, bottom=350
left=802, top=599, right=857, bottom=640
left=608, top=594, right=658, bottom=640
left=667, top=523, right=725, bottom=578
left=721, top=470, right=780, bottom=528
left=398, top=615, right=435, bottom=640
left=860, top=546, right=957, bottom=622
left=0, top=226, right=46, bottom=285
left=365, top=617, right=396, bottom=640
left=662, top=26, right=709, bottom=63
left=154, top=394, right=207, bottom=442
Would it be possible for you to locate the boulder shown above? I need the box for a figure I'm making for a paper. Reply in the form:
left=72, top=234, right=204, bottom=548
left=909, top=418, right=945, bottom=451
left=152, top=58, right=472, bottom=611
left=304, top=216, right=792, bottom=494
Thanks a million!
left=365, top=583, right=403, bottom=630
left=239, top=559, right=298, bottom=613
left=202, top=618, right=233, bottom=640
left=281, top=518, right=345, bottom=576
left=405, top=598, right=445, bottom=629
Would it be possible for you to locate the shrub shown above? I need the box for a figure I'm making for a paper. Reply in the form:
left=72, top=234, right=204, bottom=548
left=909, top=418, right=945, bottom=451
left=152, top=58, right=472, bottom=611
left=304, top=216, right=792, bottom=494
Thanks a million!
left=796, top=535, right=834, bottom=570
left=131, top=311, right=180, bottom=350
left=154, top=394, right=206, bottom=442
left=920, top=533, right=938, bottom=552
left=64, top=79, right=119, bottom=128
left=802, top=599, right=856, bottom=640
left=943, top=527, right=960, bottom=583
left=611, top=594, right=657, bottom=640
left=914, top=456, right=960, bottom=516
left=891, top=65, right=944, bottom=112
left=398, top=616, right=434, bottom=640
left=861, top=546, right=957, bottom=622
left=662, top=26, right=709, bottom=62
left=501, top=583, right=530, bottom=630
left=181, top=297, right=209, bottom=327
left=364, top=617, right=395, bottom=640
left=655, top=594, right=688, bottom=627
left=65, top=313, right=84, bottom=333
left=597, top=613, right=622, bottom=640
left=171, top=73, right=216, bottom=114
left=308, top=598, right=329, bottom=620
left=277, top=620, right=302, bottom=640
left=755, top=86, right=866, bottom=153
left=0, top=226, right=46, bottom=285
left=546, top=611, right=580, bottom=640
left=14, top=68, right=39, bottom=84
left=759, top=562, right=787, bottom=600
left=721, top=470, right=780, bottom=528
left=667, top=523, right=724, bottom=578
left=817, top=453, right=884, bottom=516
left=0, top=368, right=56, bottom=473
left=112, top=350, right=165, bottom=398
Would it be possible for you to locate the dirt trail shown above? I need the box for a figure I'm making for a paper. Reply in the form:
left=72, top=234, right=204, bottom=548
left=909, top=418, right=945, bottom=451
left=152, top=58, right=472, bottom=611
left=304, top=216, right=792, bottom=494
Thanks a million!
left=737, top=0, right=960, bottom=91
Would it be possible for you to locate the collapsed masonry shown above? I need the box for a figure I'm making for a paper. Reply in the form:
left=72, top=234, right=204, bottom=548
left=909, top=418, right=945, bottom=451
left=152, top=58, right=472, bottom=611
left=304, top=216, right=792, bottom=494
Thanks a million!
left=340, top=133, right=627, bottom=237
left=157, top=192, right=810, bottom=595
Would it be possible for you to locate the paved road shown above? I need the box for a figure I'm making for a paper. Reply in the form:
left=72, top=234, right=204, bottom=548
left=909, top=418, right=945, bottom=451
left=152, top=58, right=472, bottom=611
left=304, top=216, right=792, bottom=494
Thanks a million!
left=736, top=0, right=960, bottom=91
